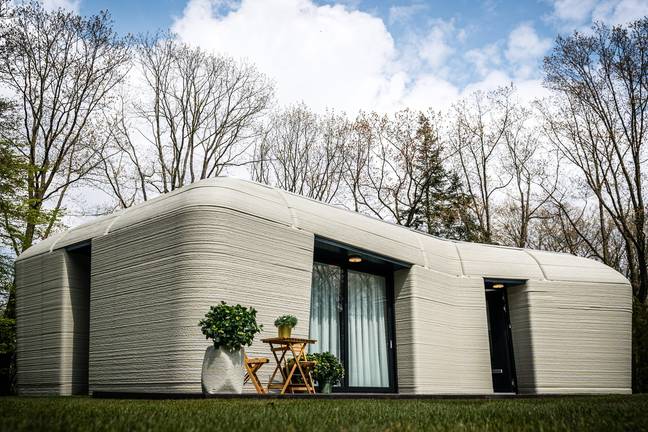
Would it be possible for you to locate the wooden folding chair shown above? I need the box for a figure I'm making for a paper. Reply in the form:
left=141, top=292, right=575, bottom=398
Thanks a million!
left=289, top=359, right=317, bottom=394
left=244, top=355, right=269, bottom=394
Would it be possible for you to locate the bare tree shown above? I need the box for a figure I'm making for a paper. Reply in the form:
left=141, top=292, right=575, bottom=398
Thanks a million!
left=342, top=116, right=372, bottom=213
left=250, top=104, right=348, bottom=203
left=340, top=109, right=475, bottom=239
left=345, top=110, right=431, bottom=225
left=541, top=18, right=648, bottom=302
left=0, top=2, right=130, bottom=252
left=103, top=36, right=274, bottom=206
left=96, top=96, right=153, bottom=208
left=527, top=196, right=626, bottom=271
left=449, top=86, right=515, bottom=243
left=496, top=105, right=554, bottom=247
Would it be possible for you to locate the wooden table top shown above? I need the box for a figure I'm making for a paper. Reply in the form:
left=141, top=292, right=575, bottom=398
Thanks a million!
left=261, top=337, right=317, bottom=344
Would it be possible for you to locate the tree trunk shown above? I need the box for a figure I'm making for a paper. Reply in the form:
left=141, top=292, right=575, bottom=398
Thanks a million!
left=637, top=248, right=648, bottom=303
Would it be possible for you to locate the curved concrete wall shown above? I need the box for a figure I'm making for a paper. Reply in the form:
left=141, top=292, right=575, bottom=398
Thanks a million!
left=508, top=280, right=632, bottom=394
left=16, top=249, right=89, bottom=395
left=15, top=177, right=632, bottom=395
left=89, top=205, right=313, bottom=393
left=394, top=266, right=493, bottom=394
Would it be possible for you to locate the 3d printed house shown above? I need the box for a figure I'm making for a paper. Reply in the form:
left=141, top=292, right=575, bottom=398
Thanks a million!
left=15, top=177, right=632, bottom=395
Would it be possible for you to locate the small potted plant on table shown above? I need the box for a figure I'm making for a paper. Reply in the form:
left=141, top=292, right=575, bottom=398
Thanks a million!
left=198, top=301, right=262, bottom=394
left=310, top=352, right=344, bottom=394
left=274, top=314, right=298, bottom=338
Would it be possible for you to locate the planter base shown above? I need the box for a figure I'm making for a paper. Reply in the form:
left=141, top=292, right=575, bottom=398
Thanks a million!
left=278, top=326, right=292, bottom=338
left=319, top=381, right=333, bottom=394
left=201, top=346, right=245, bottom=395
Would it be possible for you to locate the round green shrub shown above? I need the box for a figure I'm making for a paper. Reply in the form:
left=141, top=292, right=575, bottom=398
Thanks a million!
left=274, top=314, right=298, bottom=328
left=198, top=302, right=263, bottom=351
left=310, top=352, right=344, bottom=385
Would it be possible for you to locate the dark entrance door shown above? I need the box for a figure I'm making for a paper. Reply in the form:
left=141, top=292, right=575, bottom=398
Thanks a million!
left=485, top=286, right=517, bottom=393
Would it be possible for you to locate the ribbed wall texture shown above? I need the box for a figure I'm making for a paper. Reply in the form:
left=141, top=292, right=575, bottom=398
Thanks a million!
left=395, top=266, right=492, bottom=394
left=394, top=269, right=416, bottom=393
left=16, top=252, right=61, bottom=395
left=89, top=205, right=313, bottom=394
left=15, top=177, right=632, bottom=395
left=508, top=280, right=632, bottom=394
left=16, top=250, right=89, bottom=395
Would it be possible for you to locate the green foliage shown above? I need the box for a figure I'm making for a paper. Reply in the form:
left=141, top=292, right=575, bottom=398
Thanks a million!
left=633, top=298, right=648, bottom=393
left=402, top=114, right=479, bottom=242
left=198, top=302, right=262, bottom=352
left=0, top=100, right=26, bottom=255
left=0, top=135, right=65, bottom=253
left=310, top=351, right=344, bottom=385
left=424, top=171, right=482, bottom=242
left=0, top=317, right=16, bottom=395
left=274, top=314, right=298, bottom=328
left=283, top=352, right=344, bottom=386
left=0, top=254, right=14, bottom=317
left=0, top=222, right=16, bottom=396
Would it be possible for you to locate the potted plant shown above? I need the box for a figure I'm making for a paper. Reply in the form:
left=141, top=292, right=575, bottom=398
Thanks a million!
left=310, top=352, right=344, bottom=394
left=198, top=301, right=262, bottom=395
left=274, top=314, right=298, bottom=338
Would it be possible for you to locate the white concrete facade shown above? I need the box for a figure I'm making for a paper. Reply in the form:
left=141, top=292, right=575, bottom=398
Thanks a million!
left=15, top=177, right=632, bottom=395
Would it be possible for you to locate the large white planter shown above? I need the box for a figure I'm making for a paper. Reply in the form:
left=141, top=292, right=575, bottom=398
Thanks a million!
left=201, top=346, right=245, bottom=395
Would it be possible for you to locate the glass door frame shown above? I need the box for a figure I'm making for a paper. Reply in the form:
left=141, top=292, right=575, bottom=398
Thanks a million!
left=312, top=240, right=402, bottom=393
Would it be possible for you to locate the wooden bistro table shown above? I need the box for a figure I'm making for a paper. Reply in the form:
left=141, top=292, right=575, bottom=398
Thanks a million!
left=261, top=337, right=317, bottom=395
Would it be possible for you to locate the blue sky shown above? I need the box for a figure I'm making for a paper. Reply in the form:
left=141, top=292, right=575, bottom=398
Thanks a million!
left=27, top=0, right=648, bottom=226
left=49, top=0, right=647, bottom=112
left=80, top=0, right=551, bottom=45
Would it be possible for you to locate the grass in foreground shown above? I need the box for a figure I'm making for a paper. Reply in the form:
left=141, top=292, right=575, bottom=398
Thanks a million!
left=1, top=395, right=647, bottom=432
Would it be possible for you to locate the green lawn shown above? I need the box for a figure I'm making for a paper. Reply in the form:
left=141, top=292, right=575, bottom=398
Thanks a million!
left=1, top=395, right=647, bottom=432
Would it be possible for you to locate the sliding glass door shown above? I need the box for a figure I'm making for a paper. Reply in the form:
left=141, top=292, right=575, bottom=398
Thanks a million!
left=347, top=270, right=390, bottom=388
left=309, top=260, right=394, bottom=391
left=309, top=263, right=342, bottom=359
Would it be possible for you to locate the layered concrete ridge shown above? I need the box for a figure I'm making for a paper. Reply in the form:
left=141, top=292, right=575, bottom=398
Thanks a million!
left=15, top=177, right=632, bottom=395
left=16, top=177, right=629, bottom=285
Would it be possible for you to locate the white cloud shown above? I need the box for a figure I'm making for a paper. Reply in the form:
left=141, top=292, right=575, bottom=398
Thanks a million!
left=459, top=70, right=549, bottom=107
left=505, top=23, right=552, bottom=79
left=465, top=43, right=502, bottom=77
left=551, top=0, right=598, bottom=24
left=170, top=0, right=559, bottom=114
left=388, top=3, right=428, bottom=25
left=592, top=0, right=648, bottom=25
left=459, top=24, right=552, bottom=105
left=396, top=19, right=457, bottom=73
left=461, top=69, right=511, bottom=96
left=172, top=0, right=402, bottom=113
left=41, top=0, right=80, bottom=13
left=549, top=0, right=647, bottom=27
left=417, top=20, right=456, bottom=70
left=401, top=74, right=460, bottom=111
left=171, top=0, right=469, bottom=113
left=506, top=23, right=552, bottom=65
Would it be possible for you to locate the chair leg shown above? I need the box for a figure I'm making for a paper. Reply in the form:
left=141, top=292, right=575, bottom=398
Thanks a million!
left=246, top=364, right=266, bottom=394
left=306, top=371, right=316, bottom=394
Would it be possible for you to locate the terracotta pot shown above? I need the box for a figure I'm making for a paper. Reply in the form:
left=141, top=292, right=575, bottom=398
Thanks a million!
left=201, top=346, right=245, bottom=395
left=278, top=325, right=292, bottom=338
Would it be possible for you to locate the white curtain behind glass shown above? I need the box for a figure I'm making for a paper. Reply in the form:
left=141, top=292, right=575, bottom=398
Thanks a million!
left=309, top=262, right=341, bottom=358
left=347, top=270, right=389, bottom=388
